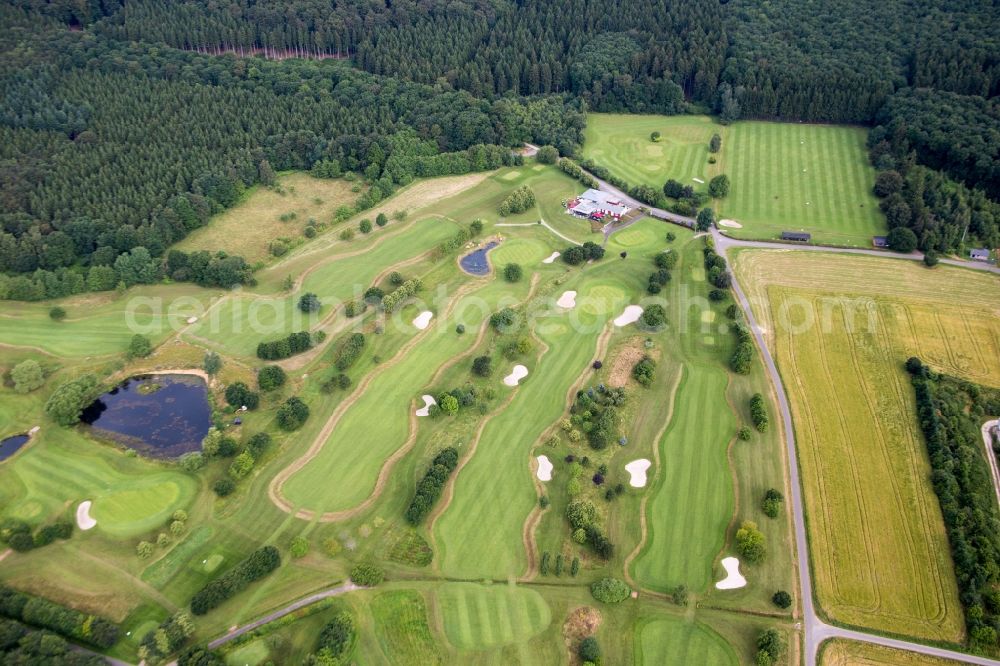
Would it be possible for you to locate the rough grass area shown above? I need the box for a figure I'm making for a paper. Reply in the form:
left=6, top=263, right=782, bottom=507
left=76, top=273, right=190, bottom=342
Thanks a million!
left=734, top=249, right=1000, bottom=642
left=820, top=639, right=965, bottom=665
left=175, top=172, right=359, bottom=263
left=370, top=590, right=443, bottom=664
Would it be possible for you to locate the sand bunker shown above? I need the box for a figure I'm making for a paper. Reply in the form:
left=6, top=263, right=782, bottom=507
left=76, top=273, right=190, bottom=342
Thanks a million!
left=542, top=251, right=561, bottom=264
left=76, top=501, right=96, bottom=531
left=715, top=557, right=747, bottom=590
left=625, top=459, right=652, bottom=487
left=415, top=395, right=436, bottom=417
left=503, top=365, right=529, bottom=386
left=412, top=311, right=434, bottom=330
left=536, top=455, right=553, bottom=481
left=693, top=177, right=705, bottom=184
left=718, top=219, right=742, bottom=229
left=556, top=290, right=577, bottom=309
left=614, top=305, right=644, bottom=327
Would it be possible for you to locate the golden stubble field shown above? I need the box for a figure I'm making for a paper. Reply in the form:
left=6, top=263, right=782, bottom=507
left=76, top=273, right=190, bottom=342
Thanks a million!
left=735, top=249, right=1000, bottom=643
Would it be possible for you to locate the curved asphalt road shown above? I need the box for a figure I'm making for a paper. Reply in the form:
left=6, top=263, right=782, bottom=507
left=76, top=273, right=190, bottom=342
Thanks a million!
left=586, top=168, right=1000, bottom=664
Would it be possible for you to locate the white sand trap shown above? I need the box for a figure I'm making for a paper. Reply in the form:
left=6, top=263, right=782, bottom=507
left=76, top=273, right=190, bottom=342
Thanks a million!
left=625, top=459, right=652, bottom=487
left=692, top=177, right=705, bottom=184
left=542, top=251, right=561, bottom=264
left=503, top=364, right=529, bottom=386
left=412, top=311, right=434, bottom=330
left=718, top=219, right=742, bottom=229
left=415, top=394, right=436, bottom=417
left=715, top=557, right=747, bottom=590
left=614, top=305, right=644, bottom=327
left=76, top=501, right=96, bottom=531
left=556, top=290, right=577, bottom=309
left=536, top=455, right=553, bottom=481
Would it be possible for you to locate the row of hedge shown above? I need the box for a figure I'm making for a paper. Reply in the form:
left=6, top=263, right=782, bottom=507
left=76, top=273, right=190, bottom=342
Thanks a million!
left=381, top=278, right=423, bottom=313
left=0, top=518, right=72, bottom=552
left=749, top=393, right=769, bottom=432
left=556, top=157, right=599, bottom=189
left=334, top=333, right=366, bottom=371
left=190, top=546, right=281, bottom=615
left=256, top=331, right=313, bottom=360
left=0, top=585, right=119, bottom=649
left=404, top=448, right=459, bottom=524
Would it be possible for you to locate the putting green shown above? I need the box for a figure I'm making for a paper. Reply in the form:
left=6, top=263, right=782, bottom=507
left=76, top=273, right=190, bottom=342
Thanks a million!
left=2, top=429, right=196, bottom=537
left=91, top=475, right=197, bottom=538
left=225, top=639, right=270, bottom=666
left=612, top=224, right=660, bottom=248
left=634, top=617, right=737, bottom=665
left=490, top=238, right=549, bottom=267
left=436, top=583, right=550, bottom=650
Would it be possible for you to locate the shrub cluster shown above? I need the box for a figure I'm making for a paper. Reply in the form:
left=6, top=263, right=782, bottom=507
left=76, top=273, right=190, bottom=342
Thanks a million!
left=498, top=185, right=535, bottom=216
left=570, top=385, right=625, bottom=451
left=646, top=250, right=676, bottom=294
left=907, top=358, right=1000, bottom=648
left=334, top=333, right=366, bottom=371
left=729, top=322, right=755, bottom=375
left=381, top=278, right=423, bottom=313
left=762, top=489, right=784, bottom=518
left=640, top=304, right=667, bottom=329
left=632, top=356, right=656, bottom=386
left=224, top=382, right=259, bottom=410
left=590, top=577, right=631, bottom=604
left=562, top=241, right=605, bottom=265
left=349, top=563, right=385, bottom=587
left=0, top=618, right=105, bottom=664
left=256, top=331, right=312, bottom=360
left=579, top=159, right=661, bottom=208
left=138, top=612, right=196, bottom=663
left=313, top=611, right=356, bottom=662
left=257, top=365, right=286, bottom=391
left=44, top=373, right=99, bottom=426
left=190, top=546, right=281, bottom=615
left=0, top=518, right=72, bottom=552
left=276, top=397, right=310, bottom=431
left=405, top=448, right=459, bottom=524
left=490, top=307, right=519, bottom=332
left=566, top=499, right=615, bottom=559
left=0, top=585, right=120, bottom=649
left=736, top=520, right=766, bottom=563
left=749, top=393, right=769, bottom=431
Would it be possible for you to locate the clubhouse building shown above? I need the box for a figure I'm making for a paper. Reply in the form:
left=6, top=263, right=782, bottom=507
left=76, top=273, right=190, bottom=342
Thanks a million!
left=567, top=189, right=630, bottom=221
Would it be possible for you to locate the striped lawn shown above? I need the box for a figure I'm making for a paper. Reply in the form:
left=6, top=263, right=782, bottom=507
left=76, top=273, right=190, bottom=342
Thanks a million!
left=435, top=582, right=550, bottom=650
left=634, top=617, right=738, bottom=665
left=720, top=121, right=884, bottom=246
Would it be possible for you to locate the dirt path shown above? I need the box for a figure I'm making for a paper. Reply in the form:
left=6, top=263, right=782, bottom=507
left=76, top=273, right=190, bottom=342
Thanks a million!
left=267, top=280, right=481, bottom=521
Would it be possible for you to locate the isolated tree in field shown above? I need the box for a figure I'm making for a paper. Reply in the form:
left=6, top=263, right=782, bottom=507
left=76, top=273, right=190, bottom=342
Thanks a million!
left=708, top=174, right=730, bottom=198
left=650, top=131, right=661, bottom=142
left=709, top=133, right=722, bottom=153
left=276, top=397, right=309, bottom=430
left=887, top=226, right=918, bottom=253
left=438, top=394, right=459, bottom=415
left=11, top=360, right=44, bottom=393
left=536, top=145, right=559, bottom=164
left=359, top=218, right=372, bottom=234
left=696, top=207, right=715, bottom=231
left=772, top=590, right=792, bottom=609
left=203, top=352, right=222, bottom=377
left=736, top=520, right=766, bottom=563
left=579, top=636, right=601, bottom=662
left=640, top=304, right=667, bottom=329
left=257, top=365, right=286, bottom=391
left=590, top=577, right=631, bottom=603
left=375, top=212, right=388, bottom=227
left=298, top=292, right=321, bottom=313
left=225, top=382, right=259, bottom=410
left=756, top=628, right=786, bottom=665
left=472, top=355, right=493, bottom=377
left=49, top=306, right=66, bottom=321
left=504, top=263, right=523, bottom=282
left=290, top=536, right=309, bottom=558
left=761, top=488, right=784, bottom=518
left=127, top=334, right=152, bottom=359
left=923, top=250, right=939, bottom=267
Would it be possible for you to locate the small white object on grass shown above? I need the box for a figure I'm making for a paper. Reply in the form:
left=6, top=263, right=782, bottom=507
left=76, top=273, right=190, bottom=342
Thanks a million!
left=412, top=311, right=434, bottom=330
left=187, top=316, right=198, bottom=324
left=535, top=455, right=553, bottom=481
left=503, top=365, right=529, bottom=386
left=542, top=251, right=561, bottom=264
left=625, top=459, right=652, bottom=487
left=715, top=557, right=747, bottom=590
left=556, top=290, right=577, bottom=309
left=614, top=305, right=644, bottom=327
left=76, top=501, right=97, bottom=530
left=692, top=177, right=705, bottom=184
left=415, top=394, right=436, bottom=417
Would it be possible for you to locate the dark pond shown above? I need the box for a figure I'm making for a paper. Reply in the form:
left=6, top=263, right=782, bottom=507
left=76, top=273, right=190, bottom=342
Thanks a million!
left=459, top=241, right=499, bottom=276
left=80, top=374, right=211, bottom=459
left=0, top=435, right=29, bottom=461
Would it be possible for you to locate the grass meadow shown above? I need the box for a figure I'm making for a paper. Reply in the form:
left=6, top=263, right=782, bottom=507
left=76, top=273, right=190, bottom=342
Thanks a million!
left=820, top=639, right=967, bottom=666
left=583, top=113, right=884, bottom=246
left=174, top=172, right=359, bottom=264
left=734, top=249, right=1000, bottom=642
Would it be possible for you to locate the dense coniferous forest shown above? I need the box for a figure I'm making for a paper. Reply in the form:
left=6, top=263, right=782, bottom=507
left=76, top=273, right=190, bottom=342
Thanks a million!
left=0, top=0, right=998, bottom=298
